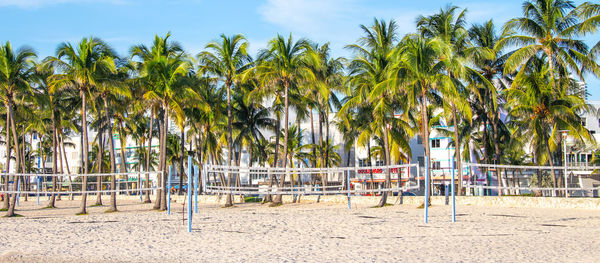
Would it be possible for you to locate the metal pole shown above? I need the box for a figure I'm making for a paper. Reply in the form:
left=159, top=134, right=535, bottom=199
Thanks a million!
left=167, top=165, right=172, bottom=215
left=194, top=165, right=198, bottom=213
left=187, top=156, right=192, bottom=233
left=424, top=158, right=429, bottom=223
left=451, top=155, right=456, bottom=222
left=347, top=169, right=351, bottom=210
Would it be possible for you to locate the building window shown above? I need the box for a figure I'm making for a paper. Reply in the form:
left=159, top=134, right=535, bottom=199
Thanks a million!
left=417, top=136, right=422, bottom=144
left=375, top=160, right=385, bottom=166
left=431, top=139, right=441, bottom=148
left=591, top=130, right=596, bottom=135
left=432, top=161, right=441, bottom=169
left=359, top=159, right=369, bottom=167
left=417, top=157, right=424, bottom=167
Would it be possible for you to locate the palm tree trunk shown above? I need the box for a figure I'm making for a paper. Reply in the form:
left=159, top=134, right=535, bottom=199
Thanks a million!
left=3, top=109, right=11, bottom=211
left=57, top=132, right=65, bottom=200
left=154, top=109, right=164, bottom=209
left=95, top=126, right=104, bottom=206
left=451, top=105, right=462, bottom=196
left=145, top=111, right=153, bottom=204
left=178, top=127, right=185, bottom=196
left=325, top=109, right=330, bottom=168
left=7, top=100, right=23, bottom=217
left=117, top=121, right=129, bottom=195
left=248, top=144, right=253, bottom=187
left=60, top=132, right=73, bottom=200
left=420, top=90, right=431, bottom=206
left=377, top=125, right=391, bottom=207
left=367, top=140, right=374, bottom=190
left=265, top=114, right=280, bottom=203
left=104, top=97, right=118, bottom=212
left=196, top=135, right=203, bottom=195
left=492, top=115, right=504, bottom=196
left=310, top=107, right=316, bottom=169
left=273, top=82, right=290, bottom=205
left=78, top=88, right=90, bottom=214
left=544, top=139, right=558, bottom=197
left=225, top=82, right=234, bottom=207
left=318, top=109, right=324, bottom=168
left=159, top=105, right=169, bottom=210
left=47, top=107, right=58, bottom=208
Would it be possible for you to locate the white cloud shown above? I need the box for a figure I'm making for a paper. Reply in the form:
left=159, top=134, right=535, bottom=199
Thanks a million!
left=0, top=0, right=129, bottom=8
left=257, top=0, right=426, bottom=57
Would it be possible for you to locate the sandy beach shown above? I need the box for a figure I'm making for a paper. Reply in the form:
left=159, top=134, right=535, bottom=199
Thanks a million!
left=1, top=197, right=599, bottom=263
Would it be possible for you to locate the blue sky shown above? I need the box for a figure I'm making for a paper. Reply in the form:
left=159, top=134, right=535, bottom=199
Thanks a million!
left=1, top=0, right=599, bottom=98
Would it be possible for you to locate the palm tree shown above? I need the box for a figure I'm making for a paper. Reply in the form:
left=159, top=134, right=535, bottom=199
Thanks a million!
left=47, top=37, right=117, bottom=215
left=254, top=34, right=314, bottom=205
left=507, top=56, right=592, bottom=196
left=394, top=34, right=449, bottom=205
left=305, top=43, right=345, bottom=169
left=232, top=86, right=275, bottom=186
left=97, top=61, right=130, bottom=212
left=417, top=5, right=478, bottom=195
left=30, top=62, right=61, bottom=208
left=198, top=34, right=251, bottom=207
left=0, top=42, right=36, bottom=216
left=131, top=33, right=192, bottom=210
left=343, top=19, right=403, bottom=206
left=500, top=0, right=597, bottom=89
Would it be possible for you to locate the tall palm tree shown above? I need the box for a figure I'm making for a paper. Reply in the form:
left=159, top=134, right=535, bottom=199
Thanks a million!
left=500, top=0, right=597, bottom=88
left=343, top=19, right=403, bottom=206
left=96, top=61, right=131, bottom=212
left=131, top=33, right=192, bottom=210
left=31, top=62, right=61, bottom=208
left=47, top=37, right=117, bottom=215
left=254, top=34, right=314, bottom=205
left=507, top=56, right=592, bottom=195
left=198, top=34, right=251, bottom=207
left=417, top=5, right=478, bottom=195
left=0, top=42, right=36, bottom=216
left=232, top=86, right=275, bottom=184
left=305, top=43, right=345, bottom=169
left=395, top=34, right=449, bottom=205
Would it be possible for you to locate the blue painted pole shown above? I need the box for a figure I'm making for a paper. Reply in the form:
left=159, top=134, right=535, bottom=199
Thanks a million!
left=187, top=156, right=192, bottom=233
left=424, top=158, right=429, bottom=223
left=167, top=166, right=172, bottom=215
left=347, top=169, right=351, bottom=210
left=451, top=156, right=456, bottom=223
left=194, top=165, right=198, bottom=213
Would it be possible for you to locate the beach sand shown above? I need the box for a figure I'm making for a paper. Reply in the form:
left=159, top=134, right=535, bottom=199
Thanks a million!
left=1, top=197, right=599, bottom=262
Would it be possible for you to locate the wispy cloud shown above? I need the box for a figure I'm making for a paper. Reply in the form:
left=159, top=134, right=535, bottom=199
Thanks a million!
left=0, top=0, right=130, bottom=8
left=257, top=0, right=427, bottom=56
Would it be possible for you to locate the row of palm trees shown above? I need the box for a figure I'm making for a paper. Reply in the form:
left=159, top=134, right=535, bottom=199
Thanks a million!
left=1, top=0, right=599, bottom=216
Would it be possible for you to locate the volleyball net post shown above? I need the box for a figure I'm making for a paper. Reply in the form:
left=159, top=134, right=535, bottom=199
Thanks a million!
left=187, top=156, right=192, bottom=233
left=451, top=155, right=456, bottom=223
left=346, top=169, right=351, bottom=210
left=424, top=158, right=429, bottom=224
left=167, top=166, right=172, bottom=215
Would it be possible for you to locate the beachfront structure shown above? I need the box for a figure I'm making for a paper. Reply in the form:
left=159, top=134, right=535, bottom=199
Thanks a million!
left=3, top=97, right=599, bottom=195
